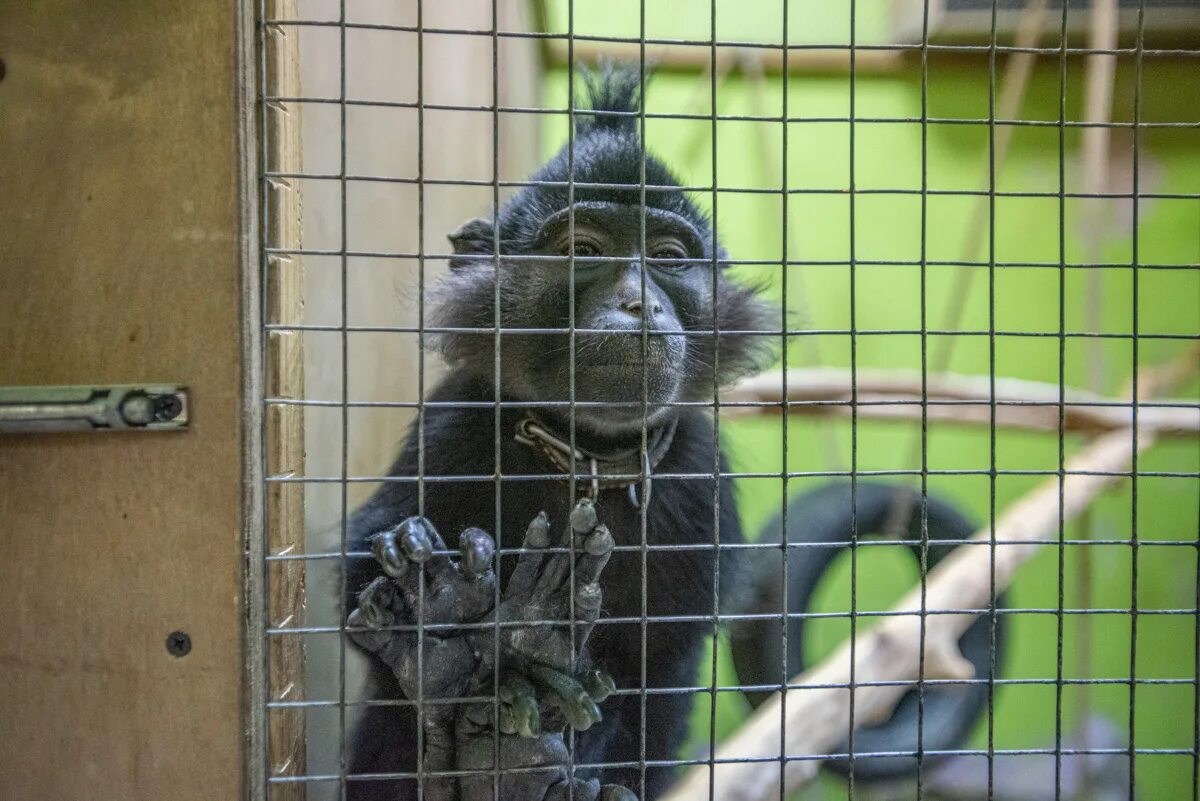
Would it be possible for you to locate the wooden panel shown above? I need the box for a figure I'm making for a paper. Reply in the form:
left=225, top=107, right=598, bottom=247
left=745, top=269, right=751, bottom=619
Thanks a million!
left=298, top=0, right=544, bottom=510
left=288, top=2, right=544, bottom=786
left=0, top=3, right=250, bottom=800
left=264, top=0, right=309, bottom=794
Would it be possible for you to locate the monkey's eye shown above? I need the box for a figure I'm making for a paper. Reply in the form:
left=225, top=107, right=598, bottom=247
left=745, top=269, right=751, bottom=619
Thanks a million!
left=649, top=244, right=689, bottom=263
left=567, top=241, right=601, bottom=259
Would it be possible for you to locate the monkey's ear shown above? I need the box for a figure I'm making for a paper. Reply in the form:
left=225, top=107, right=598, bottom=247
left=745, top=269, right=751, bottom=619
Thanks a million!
left=448, top=217, right=495, bottom=262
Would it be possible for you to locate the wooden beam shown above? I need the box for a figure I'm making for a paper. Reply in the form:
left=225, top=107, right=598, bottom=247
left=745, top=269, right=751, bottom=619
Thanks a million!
left=264, top=1, right=308, bottom=794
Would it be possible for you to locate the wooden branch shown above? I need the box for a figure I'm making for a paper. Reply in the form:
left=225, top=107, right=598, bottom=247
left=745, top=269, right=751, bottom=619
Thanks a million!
left=664, top=353, right=1197, bottom=801
left=1080, top=0, right=1119, bottom=389
left=662, top=429, right=1149, bottom=801
left=722, top=367, right=1199, bottom=436
left=542, top=39, right=904, bottom=76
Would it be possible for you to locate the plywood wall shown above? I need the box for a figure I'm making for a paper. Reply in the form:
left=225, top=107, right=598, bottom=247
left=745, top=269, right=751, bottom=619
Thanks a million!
left=0, top=3, right=251, bottom=799
left=271, top=1, right=544, bottom=789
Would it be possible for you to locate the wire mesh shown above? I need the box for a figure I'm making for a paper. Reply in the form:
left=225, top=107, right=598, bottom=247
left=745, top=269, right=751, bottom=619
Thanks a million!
left=256, top=2, right=1200, bottom=800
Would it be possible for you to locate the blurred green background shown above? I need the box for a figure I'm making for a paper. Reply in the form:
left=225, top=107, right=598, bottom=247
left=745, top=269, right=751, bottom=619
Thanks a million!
left=541, top=1, right=1197, bottom=798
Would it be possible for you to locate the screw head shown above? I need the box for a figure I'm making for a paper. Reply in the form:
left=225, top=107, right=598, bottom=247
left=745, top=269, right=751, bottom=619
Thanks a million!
left=166, top=630, right=192, bottom=657
left=153, top=393, right=183, bottom=421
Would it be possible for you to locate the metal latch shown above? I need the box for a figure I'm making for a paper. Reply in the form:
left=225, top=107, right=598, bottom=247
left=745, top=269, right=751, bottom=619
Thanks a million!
left=0, top=384, right=189, bottom=434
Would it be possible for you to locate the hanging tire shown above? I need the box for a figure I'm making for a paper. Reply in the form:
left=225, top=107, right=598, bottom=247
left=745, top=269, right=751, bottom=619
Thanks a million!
left=729, top=481, right=1006, bottom=782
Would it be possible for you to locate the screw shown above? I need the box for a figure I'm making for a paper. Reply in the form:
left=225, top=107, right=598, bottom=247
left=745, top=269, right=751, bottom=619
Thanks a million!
left=166, top=630, right=192, bottom=657
left=154, top=393, right=183, bottom=421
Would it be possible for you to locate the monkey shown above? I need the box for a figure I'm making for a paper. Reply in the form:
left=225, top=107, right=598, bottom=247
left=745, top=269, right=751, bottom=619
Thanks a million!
left=340, top=63, right=997, bottom=800
left=342, top=63, right=774, bottom=801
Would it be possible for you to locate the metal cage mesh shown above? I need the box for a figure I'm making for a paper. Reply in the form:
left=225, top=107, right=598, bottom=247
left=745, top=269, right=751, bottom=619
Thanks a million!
left=255, top=2, right=1200, bottom=800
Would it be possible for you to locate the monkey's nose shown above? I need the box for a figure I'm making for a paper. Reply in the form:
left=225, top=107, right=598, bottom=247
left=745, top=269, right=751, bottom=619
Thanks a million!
left=620, top=298, right=662, bottom=317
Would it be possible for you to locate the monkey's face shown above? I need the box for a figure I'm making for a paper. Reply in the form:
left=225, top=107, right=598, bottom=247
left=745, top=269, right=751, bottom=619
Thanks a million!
left=508, top=202, right=713, bottom=434
left=436, top=201, right=775, bottom=438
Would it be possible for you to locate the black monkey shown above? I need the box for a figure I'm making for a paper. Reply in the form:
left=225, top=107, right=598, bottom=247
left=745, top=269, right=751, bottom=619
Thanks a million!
left=343, top=64, right=999, bottom=800
left=344, top=64, right=774, bottom=801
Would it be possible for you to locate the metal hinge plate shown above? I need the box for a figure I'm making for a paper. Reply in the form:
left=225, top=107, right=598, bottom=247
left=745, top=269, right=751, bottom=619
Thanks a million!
left=0, top=384, right=189, bottom=434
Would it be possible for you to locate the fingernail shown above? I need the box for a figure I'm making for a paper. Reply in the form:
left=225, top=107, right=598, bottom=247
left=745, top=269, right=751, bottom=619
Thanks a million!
left=398, top=518, right=432, bottom=562
left=379, top=543, right=406, bottom=577
left=460, top=528, right=494, bottom=574
left=570, top=499, right=597, bottom=534
left=526, top=511, right=551, bottom=547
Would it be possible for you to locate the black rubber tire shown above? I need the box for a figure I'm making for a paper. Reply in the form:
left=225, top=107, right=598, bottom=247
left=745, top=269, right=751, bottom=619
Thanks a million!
left=729, top=481, right=1006, bottom=782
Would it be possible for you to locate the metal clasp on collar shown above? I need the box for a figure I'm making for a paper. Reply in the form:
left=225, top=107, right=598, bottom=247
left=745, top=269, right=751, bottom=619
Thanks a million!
left=627, top=450, right=653, bottom=509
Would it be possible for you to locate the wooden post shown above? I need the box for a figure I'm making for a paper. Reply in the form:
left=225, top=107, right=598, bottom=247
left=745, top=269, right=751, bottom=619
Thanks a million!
left=264, top=1, right=308, bottom=794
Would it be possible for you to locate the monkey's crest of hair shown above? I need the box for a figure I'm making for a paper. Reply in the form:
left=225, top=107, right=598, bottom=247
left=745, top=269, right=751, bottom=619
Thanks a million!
left=433, top=62, right=778, bottom=395
left=496, top=62, right=708, bottom=252
left=575, top=61, right=644, bottom=134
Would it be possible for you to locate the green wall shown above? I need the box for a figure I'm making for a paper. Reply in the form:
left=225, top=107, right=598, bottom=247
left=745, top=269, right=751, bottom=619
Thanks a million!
left=541, top=7, right=1198, bottom=796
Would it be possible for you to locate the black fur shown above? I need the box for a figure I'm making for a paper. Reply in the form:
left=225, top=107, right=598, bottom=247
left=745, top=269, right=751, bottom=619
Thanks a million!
left=346, top=64, right=775, bottom=800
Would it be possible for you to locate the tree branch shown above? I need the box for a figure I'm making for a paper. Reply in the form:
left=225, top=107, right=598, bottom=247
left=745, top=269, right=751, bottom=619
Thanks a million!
left=665, top=349, right=1198, bottom=801
left=723, top=367, right=1198, bottom=436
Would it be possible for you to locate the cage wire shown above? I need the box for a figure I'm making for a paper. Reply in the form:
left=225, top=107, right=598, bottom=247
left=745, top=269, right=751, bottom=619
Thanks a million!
left=256, top=1, right=1200, bottom=801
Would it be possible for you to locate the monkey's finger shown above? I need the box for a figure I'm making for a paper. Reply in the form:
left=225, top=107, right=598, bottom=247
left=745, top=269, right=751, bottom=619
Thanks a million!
left=506, top=512, right=551, bottom=602
left=452, top=528, right=498, bottom=621
left=573, top=581, right=602, bottom=647
left=369, top=516, right=438, bottom=582
left=580, top=668, right=616, bottom=704
left=571, top=524, right=612, bottom=646
left=531, top=499, right=592, bottom=601
left=546, top=778, right=602, bottom=801
left=569, top=498, right=598, bottom=536
left=348, top=579, right=422, bottom=676
left=458, top=527, right=495, bottom=580
left=573, top=523, right=614, bottom=587
left=346, top=608, right=391, bottom=654
left=390, top=517, right=457, bottom=610
left=355, top=576, right=400, bottom=629
left=369, top=529, right=408, bottom=579
left=527, top=663, right=601, bottom=732
left=600, top=785, right=639, bottom=801
left=396, top=516, right=437, bottom=562
left=499, top=674, right=542, bottom=738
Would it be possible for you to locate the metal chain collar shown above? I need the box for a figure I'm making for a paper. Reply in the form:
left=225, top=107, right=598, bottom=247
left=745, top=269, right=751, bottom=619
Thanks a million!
left=513, top=413, right=678, bottom=507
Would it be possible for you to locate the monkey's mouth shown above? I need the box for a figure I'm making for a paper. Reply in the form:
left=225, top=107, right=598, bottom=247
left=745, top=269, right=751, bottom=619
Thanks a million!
left=585, top=357, right=647, bottom=368
left=568, top=333, right=685, bottom=401
left=576, top=345, right=678, bottom=376
left=574, top=330, right=678, bottom=360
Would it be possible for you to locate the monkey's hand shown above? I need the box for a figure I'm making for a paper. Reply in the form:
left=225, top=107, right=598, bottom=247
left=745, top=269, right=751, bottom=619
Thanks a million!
left=449, top=500, right=636, bottom=800
left=455, top=700, right=637, bottom=801
left=345, top=503, right=633, bottom=801
left=347, top=516, right=498, bottom=800
left=474, top=499, right=618, bottom=740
